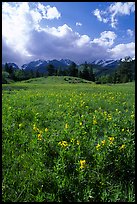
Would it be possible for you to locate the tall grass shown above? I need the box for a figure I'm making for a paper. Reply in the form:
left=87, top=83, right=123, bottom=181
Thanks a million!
left=2, top=79, right=135, bottom=202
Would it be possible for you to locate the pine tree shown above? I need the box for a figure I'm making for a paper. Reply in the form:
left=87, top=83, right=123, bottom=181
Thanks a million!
left=68, top=62, right=78, bottom=77
left=47, top=64, right=55, bottom=76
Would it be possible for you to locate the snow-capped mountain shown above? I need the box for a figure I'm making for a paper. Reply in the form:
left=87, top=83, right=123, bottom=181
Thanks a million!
left=90, top=59, right=122, bottom=77
left=21, top=59, right=75, bottom=72
left=91, top=59, right=120, bottom=68
left=6, top=62, right=19, bottom=69
left=60, top=59, right=73, bottom=66
left=22, top=59, right=48, bottom=70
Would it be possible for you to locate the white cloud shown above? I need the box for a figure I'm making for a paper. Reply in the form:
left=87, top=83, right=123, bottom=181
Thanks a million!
left=93, top=9, right=102, bottom=21
left=76, top=35, right=90, bottom=47
left=127, top=29, right=134, bottom=37
left=2, top=2, right=135, bottom=66
left=109, top=2, right=135, bottom=28
left=37, top=24, right=75, bottom=39
left=93, top=9, right=108, bottom=23
left=93, top=2, right=135, bottom=28
left=46, top=5, right=61, bottom=19
left=92, top=31, right=117, bottom=47
left=76, top=22, right=82, bottom=26
left=2, top=2, right=31, bottom=54
left=109, top=2, right=135, bottom=15
left=37, top=3, right=61, bottom=19
left=2, top=2, right=61, bottom=65
left=30, top=9, right=42, bottom=26
left=109, top=42, right=135, bottom=59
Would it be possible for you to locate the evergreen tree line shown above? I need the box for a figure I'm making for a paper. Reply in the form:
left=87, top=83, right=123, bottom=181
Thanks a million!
left=96, top=57, right=135, bottom=84
left=2, top=61, right=95, bottom=83
left=2, top=56, right=135, bottom=84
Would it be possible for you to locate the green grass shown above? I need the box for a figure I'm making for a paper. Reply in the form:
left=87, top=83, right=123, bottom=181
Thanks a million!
left=22, top=76, right=93, bottom=84
left=2, top=77, right=135, bottom=202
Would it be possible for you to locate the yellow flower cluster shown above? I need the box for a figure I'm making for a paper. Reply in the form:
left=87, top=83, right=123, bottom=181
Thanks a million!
left=79, top=159, right=86, bottom=169
left=93, top=115, right=97, bottom=125
left=76, top=140, right=80, bottom=145
left=96, top=143, right=101, bottom=150
left=37, top=133, right=42, bottom=141
left=107, top=114, right=112, bottom=121
left=96, top=139, right=106, bottom=150
left=96, top=136, right=115, bottom=150
left=58, top=141, right=68, bottom=148
left=101, top=140, right=106, bottom=146
left=58, top=138, right=80, bottom=148
left=33, top=124, right=43, bottom=140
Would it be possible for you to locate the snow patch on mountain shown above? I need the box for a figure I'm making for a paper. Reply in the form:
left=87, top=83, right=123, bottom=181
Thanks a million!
left=91, top=59, right=119, bottom=68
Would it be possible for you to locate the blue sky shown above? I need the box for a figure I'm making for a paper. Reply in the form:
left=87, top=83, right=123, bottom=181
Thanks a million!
left=2, top=2, right=135, bottom=66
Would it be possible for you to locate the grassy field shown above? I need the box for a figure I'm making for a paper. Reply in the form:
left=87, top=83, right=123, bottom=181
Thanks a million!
left=2, top=77, right=135, bottom=202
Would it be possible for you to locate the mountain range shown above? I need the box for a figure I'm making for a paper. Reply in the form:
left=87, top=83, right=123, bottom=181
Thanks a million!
left=3, top=58, right=131, bottom=76
left=21, top=59, right=73, bottom=73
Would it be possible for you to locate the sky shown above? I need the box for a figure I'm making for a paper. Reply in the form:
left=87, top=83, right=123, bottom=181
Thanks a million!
left=2, top=2, right=135, bottom=66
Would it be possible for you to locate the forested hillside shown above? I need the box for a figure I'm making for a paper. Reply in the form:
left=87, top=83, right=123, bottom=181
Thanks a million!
left=2, top=57, right=135, bottom=84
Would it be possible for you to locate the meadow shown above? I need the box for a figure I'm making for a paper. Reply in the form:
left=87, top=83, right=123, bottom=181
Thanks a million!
left=2, top=76, right=135, bottom=202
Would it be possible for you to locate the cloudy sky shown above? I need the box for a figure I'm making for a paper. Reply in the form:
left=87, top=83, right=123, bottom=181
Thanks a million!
left=2, top=2, right=135, bottom=66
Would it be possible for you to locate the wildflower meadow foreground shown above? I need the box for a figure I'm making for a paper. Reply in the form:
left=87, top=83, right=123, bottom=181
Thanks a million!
left=2, top=77, right=135, bottom=202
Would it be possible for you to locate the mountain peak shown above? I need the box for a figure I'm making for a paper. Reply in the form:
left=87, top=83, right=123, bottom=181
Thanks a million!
left=21, top=58, right=75, bottom=73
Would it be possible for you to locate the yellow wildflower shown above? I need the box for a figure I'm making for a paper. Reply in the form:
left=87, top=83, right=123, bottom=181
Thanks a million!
left=58, top=141, right=68, bottom=148
left=96, top=143, right=101, bottom=150
left=65, top=123, right=68, bottom=129
left=33, top=124, right=39, bottom=132
left=93, top=119, right=97, bottom=125
left=108, top=114, right=112, bottom=120
left=33, top=126, right=37, bottom=131
left=108, top=137, right=114, bottom=144
left=80, top=122, right=82, bottom=126
left=70, top=138, right=75, bottom=143
left=79, top=160, right=86, bottom=169
left=19, top=123, right=22, bottom=128
left=45, top=128, right=48, bottom=132
left=101, top=140, right=106, bottom=146
left=119, top=144, right=125, bottom=150
left=37, top=133, right=42, bottom=140
left=76, top=140, right=80, bottom=145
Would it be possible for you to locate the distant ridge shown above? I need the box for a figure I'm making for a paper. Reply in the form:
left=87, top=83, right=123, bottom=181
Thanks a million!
left=2, top=58, right=135, bottom=77
left=21, top=59, right=74, bottom=73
